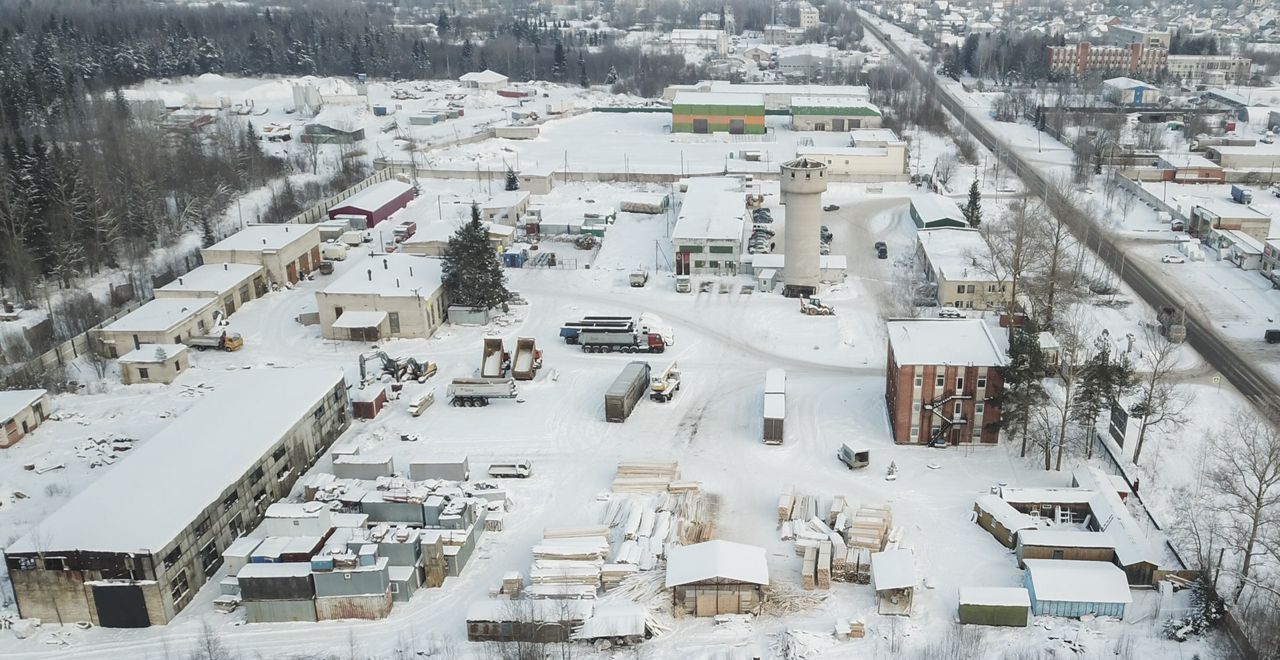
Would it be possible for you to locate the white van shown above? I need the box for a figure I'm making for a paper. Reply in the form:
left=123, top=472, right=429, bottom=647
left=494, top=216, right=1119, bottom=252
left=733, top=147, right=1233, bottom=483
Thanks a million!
left=322, top=243, right=348, bottom=261
left=340, top=230, right=366, bottom=247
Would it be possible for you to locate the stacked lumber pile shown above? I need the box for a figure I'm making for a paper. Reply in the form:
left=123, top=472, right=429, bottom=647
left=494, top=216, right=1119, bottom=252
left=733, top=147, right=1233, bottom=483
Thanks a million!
left=613, top=461, right=702, bottom=494
left=778, top=487, right=893, bottom=589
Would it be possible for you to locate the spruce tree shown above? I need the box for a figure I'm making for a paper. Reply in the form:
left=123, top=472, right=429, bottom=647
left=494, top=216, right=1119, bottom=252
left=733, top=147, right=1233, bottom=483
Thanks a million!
left=442, top=203, right=510, bottom=309
left=504, top=167, right=519, bottom=191
left=437, top=12, right=450, bottom=35
left=963, top=179, right=982, bottom=228
left=999, top=321, right=1048, bottom=457
left=605, top=65, right=619, bottom=85
left=552, top=43, right=566, bottom=81
left=577, top=51, right=588, bottom=88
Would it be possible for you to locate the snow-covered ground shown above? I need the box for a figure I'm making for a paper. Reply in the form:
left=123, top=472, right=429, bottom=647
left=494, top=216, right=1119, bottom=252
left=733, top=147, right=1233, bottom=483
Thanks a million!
left=0, top=177, right=1222, bottom=658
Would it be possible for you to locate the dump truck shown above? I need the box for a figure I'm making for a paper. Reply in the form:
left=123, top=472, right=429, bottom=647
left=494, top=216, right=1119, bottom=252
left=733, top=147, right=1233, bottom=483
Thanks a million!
left=763, top=393, right=785, bottom=444
left=185, top=331, right=244, bottom=352
left=629, top=271, right=649, bottom=287
left=1157, top=306, right=1186, bottom=343
left=650, top=361, right=681, bottom=402
left=512, top=337, right=542, bottom=380
left=606, top=361, right=651, bottom=422
left=560, top=314, right=674, bottom=346
left=1231, top=185, right=1253, bottom=205
left=579, top=328, right=666, bottom=354
left=481, top=338, right=510, bottom=378
left=447, top=378, right=518, bottom=407
left=837, top=443, right=871, bottom=469
left=488, top=460, right=533, bottom=478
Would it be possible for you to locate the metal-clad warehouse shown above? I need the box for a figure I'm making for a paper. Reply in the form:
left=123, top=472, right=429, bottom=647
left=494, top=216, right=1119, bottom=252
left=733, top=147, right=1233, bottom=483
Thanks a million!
left=790, top=96, right=883, bottom=131
left=1023, top=559, right=1131, bottom=619
left=909, top=194, right=966, bottom=229
left=671, top=92, right=766, bottom=135
left=958, top=587, right=1031, bottom=627
left=327, top=180, right=417, bottom=229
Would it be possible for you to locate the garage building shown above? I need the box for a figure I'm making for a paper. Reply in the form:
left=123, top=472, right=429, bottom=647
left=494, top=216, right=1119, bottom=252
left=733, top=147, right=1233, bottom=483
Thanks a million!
left=154, top=263, right=267, bottom=317
left=790, top=96, right=882, bottom=131
left=316, top=254, right=448, bottom=341
left=326, top=180, right=417, bottom=229
left=671, top=92, right=766, bottom=135
left=0, top=389, right=50, bottom=449
left=202, top=225, right=322, bottom=287
left=95, top=297, right=221, bottom=357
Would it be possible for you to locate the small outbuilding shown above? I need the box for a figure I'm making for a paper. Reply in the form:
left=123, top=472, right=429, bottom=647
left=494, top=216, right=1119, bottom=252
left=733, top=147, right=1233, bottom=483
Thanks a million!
left=1016, top=530, right=1116, bottom=567
left=95, top=297, right=221, bottom=357
left=351, top=386, right=389, bottom=420
left=315, top=254, right=448, bottom=341
left=958, top=587, right=1031, bottom=627
left=0, top=389, right=50, bottom=449
left=460, top=70, right=510, bottom=91
left=202, top=224, right=322, bottom=286
left=118, top=344, right=190, bottom=385
left=1023, top=559, right=1131, bottom=619
left=910, top=194, right=966, bottom=229
left=665, top=540, right=769, bottom=616
left=972, top=494, right=1037, bottom=549
left=327, top=180, right=417, bottom=229
left=154, top=263, right=267, bottom=317
left=871, top=548, right=916, bottom=615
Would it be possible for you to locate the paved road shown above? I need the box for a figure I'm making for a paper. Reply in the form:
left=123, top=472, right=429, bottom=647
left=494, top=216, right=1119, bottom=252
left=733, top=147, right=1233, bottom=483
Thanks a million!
left=859, top=14, right=1280, bottom=419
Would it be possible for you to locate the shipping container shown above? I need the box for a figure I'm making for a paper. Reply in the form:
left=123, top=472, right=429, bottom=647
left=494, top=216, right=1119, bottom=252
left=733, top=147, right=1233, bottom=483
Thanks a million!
left=763, top=393, right=785, bottom=444
left=409, top=456, right=470, bottom=481
left=244, top=598, right=317, bottom=624
left=315, top=591, right=394, bottom=621
left=605, top=361, right=652, bottom=422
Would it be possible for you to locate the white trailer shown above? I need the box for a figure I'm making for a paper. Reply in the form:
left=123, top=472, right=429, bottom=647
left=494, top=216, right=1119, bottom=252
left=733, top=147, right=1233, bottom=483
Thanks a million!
left=447, top=378, right=518, bottom=407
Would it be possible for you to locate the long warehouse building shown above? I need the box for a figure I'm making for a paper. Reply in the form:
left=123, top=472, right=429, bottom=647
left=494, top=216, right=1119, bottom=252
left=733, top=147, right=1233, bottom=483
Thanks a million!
left=3, top=368, right=351, bottom=628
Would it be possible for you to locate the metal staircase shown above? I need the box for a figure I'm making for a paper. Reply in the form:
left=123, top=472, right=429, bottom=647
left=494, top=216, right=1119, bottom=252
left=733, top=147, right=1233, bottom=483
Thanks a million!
left=923, top=392, right=972, bottom=447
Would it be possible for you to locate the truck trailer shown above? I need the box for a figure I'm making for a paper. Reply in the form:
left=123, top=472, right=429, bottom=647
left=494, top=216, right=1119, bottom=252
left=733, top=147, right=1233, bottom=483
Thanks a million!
left=481, top=338, right=510, bottom=378
left=447, top=378, right=518, bottom=407
left=579, top=329, right=666, bottom=354
left=512, top=338, right=542, bottom=380
left=605, top=361, right=652, bottom=422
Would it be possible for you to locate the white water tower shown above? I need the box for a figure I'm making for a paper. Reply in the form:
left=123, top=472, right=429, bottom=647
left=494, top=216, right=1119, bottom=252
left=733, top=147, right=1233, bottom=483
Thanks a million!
left=780, top=157, right=828, bottom=298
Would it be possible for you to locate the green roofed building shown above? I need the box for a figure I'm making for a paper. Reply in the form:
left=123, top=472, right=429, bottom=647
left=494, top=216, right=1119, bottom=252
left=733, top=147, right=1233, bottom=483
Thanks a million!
left=671, top=92, right=766, bottom=135
left=790, top=96, right=882, bottom=131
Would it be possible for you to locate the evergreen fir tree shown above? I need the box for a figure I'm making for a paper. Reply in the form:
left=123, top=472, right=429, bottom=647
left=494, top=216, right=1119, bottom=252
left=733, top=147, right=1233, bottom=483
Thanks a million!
left=577, top=51, right=588, bottom=88
left=963, top=179, right=982, bottom=227
left=504, top=167, right=519, bottom=191
left=605, top=65, right=620, bottom=85
left=437, top=12, right=450, bottom=35
left=460, top=38, right=474, bottom=72
left=998, top=321, right=1048, bottom=457
left=442, top=204, right=510, bottom=309
left=552, top=42, right=566, bottom=81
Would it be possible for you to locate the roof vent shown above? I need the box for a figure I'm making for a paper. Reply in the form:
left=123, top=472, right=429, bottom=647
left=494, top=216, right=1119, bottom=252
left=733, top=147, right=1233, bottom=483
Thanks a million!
left=367, top=269, right=373, bottom=281
left=383, top=258, right=389, bottom=270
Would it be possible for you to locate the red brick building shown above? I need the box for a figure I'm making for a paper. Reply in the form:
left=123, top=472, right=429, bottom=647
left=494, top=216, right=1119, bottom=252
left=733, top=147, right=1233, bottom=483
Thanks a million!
left=1048, top=42, right=1167, bottom=78
left=885, top=319, right=1008, bottom=446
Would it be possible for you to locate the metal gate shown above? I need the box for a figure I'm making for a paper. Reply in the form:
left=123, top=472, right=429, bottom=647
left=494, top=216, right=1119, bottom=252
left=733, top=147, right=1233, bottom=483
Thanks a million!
left=93, top=583, right=150, bottom=628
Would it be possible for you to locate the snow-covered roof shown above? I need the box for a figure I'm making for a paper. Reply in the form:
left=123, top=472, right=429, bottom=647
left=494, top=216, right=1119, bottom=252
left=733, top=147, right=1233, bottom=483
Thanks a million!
left=467, top=599, right=593, bottom=622
left=1018, top=529, right=1116, bottom=549
left=332, top=180, right=415, bottom=215
left=0, top=389, right=46, bottom=422
left=1158, top=153, right=1221, bottom=169
left=665, top=540, right=769, bottom=587
left=319, top=254, right=444, bottom=299
left=763, top=393, right=785, bottom=419
left=871, top=548, right=916, bottom=590
left=156, top=264, right=264, bottom=296
left=973, top=494, right=1037, bottom=532
left=958, top=586, right=1031, bottom=608
left=886, top=319, right=1008, bottom=367
left=206, top=224, right=320, bottom=253
left=671, top=28, right=726, bottom=39
left=1037, top=331, right=1061, bottom=351
left=1024, top=559, right=1132, bottom=604
left=265, top=501, right=328, bottom=519
left=573, top=603, right=647, bottom=639
left=672, top=177, right=744, bottom=242
left=482, top=190, right=530, bottom=210
left=8, top=368, right=346, bottom=555
left=1209, top=143, right=1280, bottom=157
left=1076, top=466, right=1161, bottom=567
left=308, top=105, right=365, bottom=133
left=103, top=298, right=217, bottom=334
left=460, top=70, right=509, bottom=84
left=672, top=91, right=765, bottom=107
left=917, top=227, right=1002, bottom=282
left=237, top=562, right=313, bottom=579
left=999, top=487, right=1093, bottom=505
left=765, top=368, right=786, bottom=394
left=790, top=96, right=879, bottom=111
left=1193, top=200, right=1269, bottom=220
left=702, top=81, right=869, bottom=99
left=911, top=194, right=965, bottom=223
left=746, top=254, right=847, bottom=270
left=798, top=146, right=890, bottom=158
left=1104, top=76, right=1155, bottom=90
left=332, top=310, right=389, bottom=329
left=118, top=344, right=189, bottom=364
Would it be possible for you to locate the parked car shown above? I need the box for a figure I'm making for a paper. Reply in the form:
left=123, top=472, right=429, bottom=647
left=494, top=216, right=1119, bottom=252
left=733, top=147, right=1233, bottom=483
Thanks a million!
left=874, top=241, right=887, bottom=250
left=938, top=308, right=965, bottom=318
left=877, top=246, right=888, bottom=259
left=1267, top=329, right=1280, bottom=344
left=823, top=204, right=840, bottom=211
left=820, top=225, right=833, bottom=242
left=1161, top=254, right=1186, bottom=264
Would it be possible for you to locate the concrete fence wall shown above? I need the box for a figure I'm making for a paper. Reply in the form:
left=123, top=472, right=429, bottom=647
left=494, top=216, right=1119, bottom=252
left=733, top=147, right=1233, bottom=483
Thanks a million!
left=2, top=299, right=145, bottom=387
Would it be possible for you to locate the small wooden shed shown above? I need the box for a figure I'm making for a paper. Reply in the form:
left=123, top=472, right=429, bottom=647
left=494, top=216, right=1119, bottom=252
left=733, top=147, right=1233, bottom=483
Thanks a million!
left=973, top=494, right=1037, bottom=549
left=958, top=587, right=1031, bottom=627
left=666, top=540, right=769, bottom=616
left=1016, top=530, right=1116, bottom=567
left=118, top=343, right=190, bottom=385
left=351, top=386, right=388, bottom=420
left=871, top=548, right=916, bottom=616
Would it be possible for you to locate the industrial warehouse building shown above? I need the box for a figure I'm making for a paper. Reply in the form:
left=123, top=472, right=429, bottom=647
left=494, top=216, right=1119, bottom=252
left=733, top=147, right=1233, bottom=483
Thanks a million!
left=662, top=81, right=869, bottom=111
left=118, top=344, right=190, bottom=385
left=0, top=389, right=50, bottom=449
left=910, top=194, right=966, bottom=229
left=884, top=319, right=1007, bottom=446
left=315, top=254, right=449, bottom=341
left=671, top=177, right=747, bottom=276
left=666, top=540, right=768, bottom=616
left=95, top=297, right=222, bottom=357
left=671, top=92, right=766, bottom=135
left=202, top=224, right=322, bottom=287
left=796, top=129, right=908, bottom=180
left=1203, top=143, right=1280, bottom=171
left=790, top=96, right=882, bottom=131
left=153, top=263, right=267, bottom=317
left=326, top=179, right=417, bottom=229
left=3, top=368, right=351, bottom=627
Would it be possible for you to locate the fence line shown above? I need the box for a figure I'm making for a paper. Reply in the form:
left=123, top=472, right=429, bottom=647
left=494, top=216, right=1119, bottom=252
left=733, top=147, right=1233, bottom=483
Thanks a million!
left=1, top=299, right=145, bottom=387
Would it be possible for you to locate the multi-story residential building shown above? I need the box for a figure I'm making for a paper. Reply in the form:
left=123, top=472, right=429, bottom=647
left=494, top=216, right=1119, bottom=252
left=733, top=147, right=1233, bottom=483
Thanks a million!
left=1166, top=54, right=1252, bottom=86
left=885, top=319, right=1008, bottom=446
left=669, top=29, right=729, bottom=57
left=796, top=1, right=820, bottom=29
left=1048, top=42, right=1167, bottom=78
left=3, top=368, right=351, bottom=627
left=916, top=227, right=1014, bottom=312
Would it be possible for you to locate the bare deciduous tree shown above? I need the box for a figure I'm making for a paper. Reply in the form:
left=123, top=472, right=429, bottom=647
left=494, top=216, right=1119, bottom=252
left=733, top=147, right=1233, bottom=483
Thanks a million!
left=1208, top=408, right=1280, bottom=602
left=1130, top=324, right=1189, bottom=465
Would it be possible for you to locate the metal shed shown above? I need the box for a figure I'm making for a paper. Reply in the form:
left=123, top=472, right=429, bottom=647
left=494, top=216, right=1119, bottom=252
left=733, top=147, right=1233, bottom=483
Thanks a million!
left=1023, top=559, right=1131, bottom=619
left=958, top=587, right=1031, bottom=627
left=666, top=540, right=769, bottom=616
